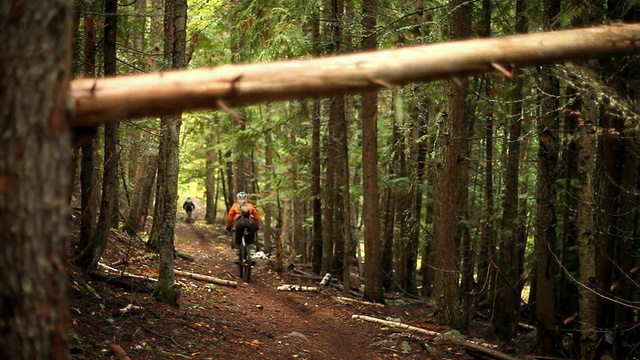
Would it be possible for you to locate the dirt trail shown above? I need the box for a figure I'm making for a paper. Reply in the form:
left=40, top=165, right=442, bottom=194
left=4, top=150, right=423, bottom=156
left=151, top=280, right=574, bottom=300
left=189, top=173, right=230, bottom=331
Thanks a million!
left=174, top=220, right=384, bottom=359
left=70, top=203, right=473, bottom=359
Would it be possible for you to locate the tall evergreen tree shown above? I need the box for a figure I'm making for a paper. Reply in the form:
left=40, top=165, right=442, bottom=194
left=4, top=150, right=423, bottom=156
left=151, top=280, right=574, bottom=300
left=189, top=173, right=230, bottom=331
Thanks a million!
left=493, top=0, right=528, bottom=340
left=75, top=0, right=119, bottom=271
left=432, top=0, right=470, bottom=327
left=534, top=0, right=561, bottom=353
left=151, top=0, right=188, bottom=306
left=361, top=0, right=384, bottom=303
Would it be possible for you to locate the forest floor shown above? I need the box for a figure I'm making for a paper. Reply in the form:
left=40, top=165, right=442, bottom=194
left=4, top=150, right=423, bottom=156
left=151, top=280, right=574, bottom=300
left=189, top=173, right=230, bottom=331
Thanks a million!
left=69, top=204, right=533, bottom=360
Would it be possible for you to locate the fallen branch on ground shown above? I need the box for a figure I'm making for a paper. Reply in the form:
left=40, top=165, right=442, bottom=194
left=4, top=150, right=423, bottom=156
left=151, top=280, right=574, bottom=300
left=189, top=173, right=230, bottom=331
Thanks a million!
left=88, top=270, right=155, bottom=293
left=113, top=304, right=144, bottom=316
left=336, top=296, right=385, bottom=308
left=176, top=251, right=194, bottom=262
left=174, top=269, right=237, bottom=288
left=352, top=315, right=440, bottom=336
left=98, top=262, right=158, bottom=282
left=319, top=273, right=332, bottom=286
left=276, top=285, right=319, bottom=292
left=351, top=314, right=520, bottom=360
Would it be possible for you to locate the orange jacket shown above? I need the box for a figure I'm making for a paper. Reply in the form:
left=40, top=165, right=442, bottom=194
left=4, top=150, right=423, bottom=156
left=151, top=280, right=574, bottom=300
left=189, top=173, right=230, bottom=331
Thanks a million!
left=226, top=200, right=261, bottom=229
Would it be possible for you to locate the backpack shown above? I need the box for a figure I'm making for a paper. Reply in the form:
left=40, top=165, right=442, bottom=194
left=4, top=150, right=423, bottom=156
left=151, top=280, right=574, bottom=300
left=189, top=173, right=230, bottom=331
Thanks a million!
left=184, top=198, right=194, bottom=211
left=237, top=199, right=251, bottom=218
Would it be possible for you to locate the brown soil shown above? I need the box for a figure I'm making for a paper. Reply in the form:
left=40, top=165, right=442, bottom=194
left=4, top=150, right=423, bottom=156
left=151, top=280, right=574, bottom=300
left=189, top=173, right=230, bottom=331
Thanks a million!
left=69, top=206, right=521, bottom=360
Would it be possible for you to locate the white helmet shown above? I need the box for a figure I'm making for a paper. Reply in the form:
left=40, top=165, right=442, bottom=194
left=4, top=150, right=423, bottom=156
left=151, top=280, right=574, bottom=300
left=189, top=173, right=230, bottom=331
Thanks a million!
left=236, top=191, right=248, bottom=200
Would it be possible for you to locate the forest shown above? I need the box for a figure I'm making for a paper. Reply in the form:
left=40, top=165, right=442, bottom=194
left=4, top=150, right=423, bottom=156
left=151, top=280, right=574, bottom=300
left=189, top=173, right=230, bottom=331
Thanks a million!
left=1, top=0, right=640, bottom=359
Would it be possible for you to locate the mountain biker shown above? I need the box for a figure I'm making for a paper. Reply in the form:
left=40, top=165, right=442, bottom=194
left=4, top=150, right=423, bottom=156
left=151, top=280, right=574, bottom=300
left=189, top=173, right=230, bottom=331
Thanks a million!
left=183, top=197, right=195, bottom=222
left=226, top=192, right=260, bottom=264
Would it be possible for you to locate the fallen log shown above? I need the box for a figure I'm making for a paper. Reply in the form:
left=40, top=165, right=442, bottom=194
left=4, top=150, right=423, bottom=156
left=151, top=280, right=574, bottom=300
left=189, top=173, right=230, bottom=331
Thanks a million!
left=176, top=251, right=195, bottom=262
left=352, top=315, right=440, bottom=336
left=113, top=304, right=144, bottom=316
left=174, top=269, right=237, bottom=288
left=351, top=314, right=520, bottom=360
left=88, top=271, right=155, bottom=293
left=70, top=24, right=640, bottom=127
left=336, top=296, right=385, bottom=308
left=276, top=284, right=319, bottom=292
left=98, top=262, right=158, bottom=282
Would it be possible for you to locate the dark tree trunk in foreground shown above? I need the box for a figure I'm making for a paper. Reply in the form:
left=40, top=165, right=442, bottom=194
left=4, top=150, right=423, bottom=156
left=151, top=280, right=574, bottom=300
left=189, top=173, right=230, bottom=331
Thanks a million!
left=0, top=1, right=73, bottom=358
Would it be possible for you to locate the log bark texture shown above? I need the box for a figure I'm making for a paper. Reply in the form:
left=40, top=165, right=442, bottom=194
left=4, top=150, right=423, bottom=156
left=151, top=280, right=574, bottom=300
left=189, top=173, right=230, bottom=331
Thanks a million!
left=174, top=269, right=238, bottom=287
left=71, top=24, right=640, bottom=126
left=351, top=315, right=520, bottom=360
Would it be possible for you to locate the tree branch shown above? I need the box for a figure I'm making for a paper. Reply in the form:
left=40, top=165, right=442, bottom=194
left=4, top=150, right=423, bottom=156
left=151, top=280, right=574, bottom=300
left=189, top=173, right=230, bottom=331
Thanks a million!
left=71, top=24, right=640, bottom=126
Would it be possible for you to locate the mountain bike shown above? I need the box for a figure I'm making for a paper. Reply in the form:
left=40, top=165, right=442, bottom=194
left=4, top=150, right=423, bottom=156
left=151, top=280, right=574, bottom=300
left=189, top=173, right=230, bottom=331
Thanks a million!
left=237, top=228, right=253, bottom=282
left=185, top=208, right=193, bottom=223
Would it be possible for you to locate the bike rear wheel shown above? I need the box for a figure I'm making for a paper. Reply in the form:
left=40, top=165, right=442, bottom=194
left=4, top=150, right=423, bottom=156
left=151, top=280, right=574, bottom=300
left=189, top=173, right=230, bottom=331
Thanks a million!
left=242, top=262, right=251, bottom=282
left=237, top=245, right=252, bottom=282
left=238, top=246, right=245, bottom=278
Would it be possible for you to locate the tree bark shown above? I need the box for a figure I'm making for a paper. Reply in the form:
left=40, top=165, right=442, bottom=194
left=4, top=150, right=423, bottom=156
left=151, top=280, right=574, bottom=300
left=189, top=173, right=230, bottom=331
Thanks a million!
left=405, top=106, right=427, bottom=296
left=151, top=0, right=187, bottom=307
left=79, top=10, right=98, bottom=251
left=493, top=0, right=528, bottom=340
left=126, top=139, right=156, bottom=234
left=432, top=0, right=469, bottom=327
left=361, top=0, right=383, bottom=303
left=576, top=119, right=597, bottom=359
left=0, top=1, right=73, bottom=358
left=75, top=0, right=119, bottom=271
left=533, top=0, right=561, bottom=354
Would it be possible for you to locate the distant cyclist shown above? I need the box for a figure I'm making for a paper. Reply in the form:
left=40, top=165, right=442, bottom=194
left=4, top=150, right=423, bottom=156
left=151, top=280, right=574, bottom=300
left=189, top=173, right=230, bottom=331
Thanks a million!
left=183, top=197, right=195, bottom=223
left=226, top=192, right=260, bottom=264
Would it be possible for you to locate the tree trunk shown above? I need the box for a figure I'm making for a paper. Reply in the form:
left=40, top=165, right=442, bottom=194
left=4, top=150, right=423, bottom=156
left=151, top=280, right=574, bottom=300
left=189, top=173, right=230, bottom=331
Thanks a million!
left=405, top=105, right=427, bottom=296
left=558, top=86, right=580, bottom=326
left=458, top=94, right=474, bottom=330
left=382, top=100, right=400, bottom=291
left=263, top=129, right=274, bottom=255
left=126, top=147, right=157, bottom=233
left=493, top=0, right=527, bottom=340
left=76, top=0, right=119, bottom=271
left=205, top=144, right=217, bottom=224
left=151, top=0, right=187, bottom=307
left=330, top=93, right=347, bottom=280
left=0, top=1, right=73, bottom=358
left=576, top=118, right=597, bottom=359
left=613, top=132, right=637, bottom=359
left=432, top=0, right=469, bottom=327
left=534, top=70, right=560, bottom=355
left=534, top=0, right=560, bottom=353
left=79, top=10, right=98, bottom=251
left=361, top=0, right=383, bottom=303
